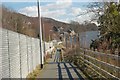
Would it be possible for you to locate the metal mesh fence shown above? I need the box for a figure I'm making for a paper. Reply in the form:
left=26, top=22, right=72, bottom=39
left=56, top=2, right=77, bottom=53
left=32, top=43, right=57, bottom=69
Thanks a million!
left=0, top=28, right=2, bottom=80
left=8, top=30, right=20, bottom=78
left=1, top=28, right=41, bottom=78
left=19, top=34, right=28, bottom=78
left=2, top=29, right=9, bottom=78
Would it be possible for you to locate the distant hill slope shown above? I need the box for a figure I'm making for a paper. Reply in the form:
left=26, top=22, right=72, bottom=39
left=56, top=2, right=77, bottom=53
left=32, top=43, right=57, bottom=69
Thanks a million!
left=2, top=6, right=98, bottom=41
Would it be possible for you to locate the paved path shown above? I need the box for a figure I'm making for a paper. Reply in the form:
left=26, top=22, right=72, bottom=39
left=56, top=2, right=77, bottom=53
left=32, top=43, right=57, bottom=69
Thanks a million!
left=37, top=55, right=86, bottom=79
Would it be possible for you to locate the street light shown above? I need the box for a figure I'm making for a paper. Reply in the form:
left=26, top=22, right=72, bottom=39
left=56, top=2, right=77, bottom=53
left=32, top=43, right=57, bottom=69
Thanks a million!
left=37, top=0, right=44, bottom=69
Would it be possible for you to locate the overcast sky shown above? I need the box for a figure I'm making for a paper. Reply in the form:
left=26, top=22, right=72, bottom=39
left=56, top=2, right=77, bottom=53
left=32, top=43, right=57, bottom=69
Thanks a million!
left=2, top=0, right=119, bottom=24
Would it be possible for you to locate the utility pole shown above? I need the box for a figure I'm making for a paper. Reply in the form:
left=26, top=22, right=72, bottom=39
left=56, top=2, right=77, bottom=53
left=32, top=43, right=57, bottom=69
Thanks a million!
left=37, top=0, right=43, bottom=69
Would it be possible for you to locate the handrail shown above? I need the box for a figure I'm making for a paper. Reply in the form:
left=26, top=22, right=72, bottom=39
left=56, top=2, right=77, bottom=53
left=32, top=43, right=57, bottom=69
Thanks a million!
left=78, top=55, right=119, bottom=79
left=79, top=48, right=120, bottom=67
left=81, top=53, right=120, bottom=69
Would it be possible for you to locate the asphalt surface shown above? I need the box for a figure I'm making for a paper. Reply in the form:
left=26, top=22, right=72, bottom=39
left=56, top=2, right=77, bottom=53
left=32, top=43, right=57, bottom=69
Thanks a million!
left=37, top=55, right=86, bottom=79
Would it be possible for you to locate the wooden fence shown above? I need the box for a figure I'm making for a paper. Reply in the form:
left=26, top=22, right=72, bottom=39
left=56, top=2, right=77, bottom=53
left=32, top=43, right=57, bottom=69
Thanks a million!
left=76, top=48, right=120, bottom=79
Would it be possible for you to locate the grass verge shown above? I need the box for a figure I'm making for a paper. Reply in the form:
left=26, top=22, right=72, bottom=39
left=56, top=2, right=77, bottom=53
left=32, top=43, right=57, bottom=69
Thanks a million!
left=26, top=64, right=41, bottom=79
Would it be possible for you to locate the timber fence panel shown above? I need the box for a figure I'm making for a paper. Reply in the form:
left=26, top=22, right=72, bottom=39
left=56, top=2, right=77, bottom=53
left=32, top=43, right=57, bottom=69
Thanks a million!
left=2, top=29, right=10, bottom=78
left=109, top=55, right=118, bottom=66
left=82, top=49, right=120, bottom=79
left=116, top=56, right=120, bottom=67
left=19, top=34, right=28, bottom=78
left=8, top=30, right=20, bottom=78
left=86, top=50, right=120, bottom=67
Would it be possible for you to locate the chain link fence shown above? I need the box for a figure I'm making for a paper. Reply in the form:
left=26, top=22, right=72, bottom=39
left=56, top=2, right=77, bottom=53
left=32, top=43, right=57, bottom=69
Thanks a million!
left=0, top=27, right=2, bottom=80
left=1, top=28, right=43, bottom=78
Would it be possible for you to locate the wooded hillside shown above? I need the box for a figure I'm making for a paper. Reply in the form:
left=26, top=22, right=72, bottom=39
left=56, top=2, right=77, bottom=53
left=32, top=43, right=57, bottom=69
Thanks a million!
left=2, top=6, right=98, bottom=41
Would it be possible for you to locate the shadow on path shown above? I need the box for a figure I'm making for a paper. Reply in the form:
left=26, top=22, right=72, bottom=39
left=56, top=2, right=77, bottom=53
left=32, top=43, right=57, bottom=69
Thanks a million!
left=63, top=62, right=74, bottom=80
left=57, top=62, right=63, bottom=80
left=37, top=56, right=85, bottom=79
left=57, top=62, right=85, bottom=80
left=69, top=63, right=84, bottom=80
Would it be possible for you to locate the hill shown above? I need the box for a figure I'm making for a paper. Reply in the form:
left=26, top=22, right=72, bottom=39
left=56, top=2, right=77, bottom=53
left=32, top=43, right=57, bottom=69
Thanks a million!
left=2, top=6, right=98, bottom=41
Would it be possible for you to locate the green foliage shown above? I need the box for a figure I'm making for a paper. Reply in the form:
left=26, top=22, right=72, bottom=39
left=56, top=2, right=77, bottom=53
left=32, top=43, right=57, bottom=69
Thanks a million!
left=90, top=39, right=99, bottom=51
left=98, top=3, right=120, bottom=34
left=97, top=2, right=120, bottom=54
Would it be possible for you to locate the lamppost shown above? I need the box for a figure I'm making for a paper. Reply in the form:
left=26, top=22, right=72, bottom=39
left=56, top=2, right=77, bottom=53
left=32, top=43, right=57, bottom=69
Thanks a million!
left=37, top=0, right=44, bottom=69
